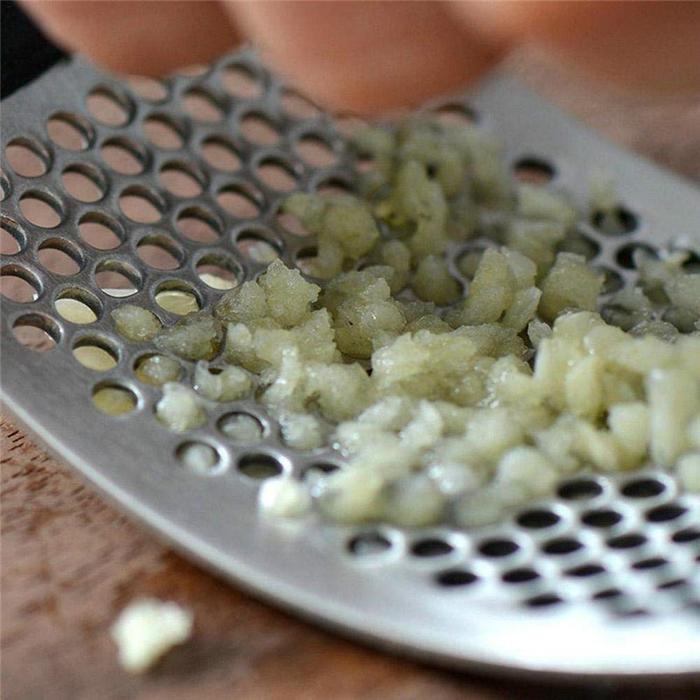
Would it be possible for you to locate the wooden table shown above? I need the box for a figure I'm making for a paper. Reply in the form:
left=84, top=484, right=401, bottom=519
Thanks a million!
left=2, top=48, right=699, bottom=699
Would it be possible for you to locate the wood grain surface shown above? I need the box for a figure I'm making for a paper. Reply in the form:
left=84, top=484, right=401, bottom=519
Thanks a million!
left=2, top=47, right=700, bottom=700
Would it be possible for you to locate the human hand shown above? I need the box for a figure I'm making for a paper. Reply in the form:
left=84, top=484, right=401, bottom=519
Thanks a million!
left=21, top=1, right=700, bottom=112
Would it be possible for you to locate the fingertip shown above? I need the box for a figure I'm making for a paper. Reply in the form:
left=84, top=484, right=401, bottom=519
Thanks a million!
left=228, top=0, right=505, bottom=114
left=450, top=0, right=700, bottom=95
left=20, top=1, right=240, bottom=77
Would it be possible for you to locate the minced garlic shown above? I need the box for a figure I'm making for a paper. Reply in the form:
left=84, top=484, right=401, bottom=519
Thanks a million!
left=111, top=116, right=700, bottom=528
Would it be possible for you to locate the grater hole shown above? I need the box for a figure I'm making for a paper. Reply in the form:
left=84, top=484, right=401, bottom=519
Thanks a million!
left=95, top=260, right=141, bottom=298
left=0, top=266, right=41, bottom=304
left=595, top=266, right=625, bottom=295
left=176, top=64, right=208, bottom=78
left=133, top=353, right=182, bottom=386
left=177, top=207, right=222, bottom=243
left=296, top=136, right=338, bottom=168
left=0, top=217, right=26, bottom=255
left=201, top=137, right=241, bottom=172
left=217, top=184, right=262, bottom=219
left=137, top=233, right=183, bottom=270
left=72, top=337, right=119, bottom=371
left=87, top=86, right=133, bottom=127
left=581, top=509, right=623, bottom=528
left=615, top=243, right=657, bottom=270
left=55, top=288, right=102, bottom=324
left=280, top=89, right=322, bottom=120
left=542, top=537, right=583, bottom=555
left=557, top=478, right=603, bottom=501
left=661, top=306, right=697, bottom=335
left=277, top=211, right=311, bottom=238
left=513, top=157, right=556, bottom=186
left=238, top=454, right=283, bottom=480
left=0, top=266, right=41, bottom=303
left=78, top=212, right=124, bottom=250
left=0, top=172, right=9, bottom=202
left=18, top=191, right=63, bottom=228
left=221, top=63, right=263, bottom=98
left=657, top=578, right=687, bottom=591
left=348, top=532, right=393, bottom=557
left=335, top=113, right=370, bottom=139
left=143, top=114, right=186, bottom=150
left=632, top=557, right=668, bottom=570
left=92, top=382, right=138, bottom=416
left=37, top=238, right=83, bottom=276
left=182, top=88, right=224, bottom=123
left=433, top=103, right=478, bottom=126
left=100, top=137, right=147, bottom=175
left=607, top=533, right=647, bottom=549
left=5, top=137, right=50, bottom=178
left=154, top=282, right=201, bottom=316
left=620, top=608, right=650, bottom=620
left=12, top=313, right=60, bottom=351
left=678, top=248, right=700, bottom=273
left=672, top=528, right=700, bottom=543
left=411, top=538, right=454, bottom=557
left=177, top=441, right=223, bottom=476
left=240, top=113, right=280, bottom=145
left=557, top=230, right=601, bottom=261
left=302, top=463, right=340, bottom=482
left=478, top=538, right=519, bottom=558
left=159, top=160, right=205, bottom=198
left=46, top=112, right=93, bottom=151
left=61, top=163, right=106, bottom=203
left=314, top=176, right=355, bottom=197
left=601, top=301, right=638, bottom=332
left=621, top=477, right=666, bottom=498
left=295, top=247, right=318, bottom=276
left=119, top=186, right=164, bottom=223
left=456, top=247, right=486, bottom=280
left=277, top=89, right=318, bottom=121
left=516, top=508, right=560, bottom=529
left=646, top=503, right=687, bottom=523
left=235, top=229, right=281, bottom=264
left=591, top=206, right=638, bottom=236
left=126, top=75, right=169, bottom=102
left=356, top=153, right=376, bottom=174
left=502, top=568, right=540, bottom=584
left=218, top=412, right=265, bottom=445
left=564, top=563, right=606, bottom=578
left=256, top=158, right=298, bottom=192
left=593, top=588, right=623, bottom=601
left=525, top=594, right=562, bottom=608
left=196, top=254, right=242, bottom=291
left=435, top=569, right=479, bottom=587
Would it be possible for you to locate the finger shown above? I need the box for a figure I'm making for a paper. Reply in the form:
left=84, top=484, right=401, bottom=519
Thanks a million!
left=226, top=0, right=506, bottom=112
left=452, top=0, right=700, bottom=94
left=20, top=0, right=240, bottom=76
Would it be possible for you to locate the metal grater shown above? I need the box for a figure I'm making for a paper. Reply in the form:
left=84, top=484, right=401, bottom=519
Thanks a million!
left=2, top=45, right=700, bottom=682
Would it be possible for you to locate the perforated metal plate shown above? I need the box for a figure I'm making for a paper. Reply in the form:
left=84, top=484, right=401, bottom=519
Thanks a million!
left=2, top=51, right=700, bottom=681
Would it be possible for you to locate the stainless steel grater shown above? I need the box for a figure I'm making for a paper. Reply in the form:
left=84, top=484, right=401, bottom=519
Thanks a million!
left=2, top=37, right=700, bottom=682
